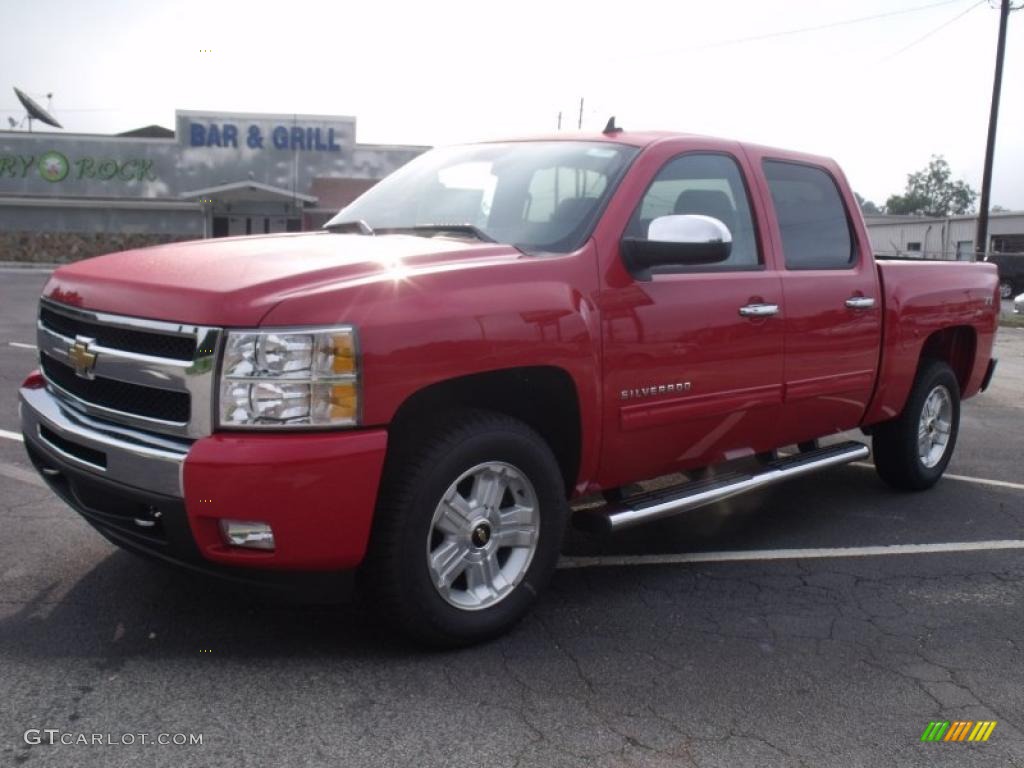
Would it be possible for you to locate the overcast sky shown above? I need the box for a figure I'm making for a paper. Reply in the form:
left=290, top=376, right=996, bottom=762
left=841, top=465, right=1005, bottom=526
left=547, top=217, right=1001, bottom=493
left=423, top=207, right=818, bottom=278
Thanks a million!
left=2, top=0, right=1022, bottom=209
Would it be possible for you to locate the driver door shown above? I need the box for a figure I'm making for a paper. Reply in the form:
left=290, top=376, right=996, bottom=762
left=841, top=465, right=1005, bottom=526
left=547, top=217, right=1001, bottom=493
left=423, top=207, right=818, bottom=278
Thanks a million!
left=597, top=148, right=785, bottom=489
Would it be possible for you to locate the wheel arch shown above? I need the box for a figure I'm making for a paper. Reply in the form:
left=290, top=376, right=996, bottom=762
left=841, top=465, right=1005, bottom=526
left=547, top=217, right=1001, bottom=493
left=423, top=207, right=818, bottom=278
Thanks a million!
left=386, top=366, right=583, bottom=495
left=919, top=325, right=976, bottom=392
left=863, top=322, right=978, bottom=429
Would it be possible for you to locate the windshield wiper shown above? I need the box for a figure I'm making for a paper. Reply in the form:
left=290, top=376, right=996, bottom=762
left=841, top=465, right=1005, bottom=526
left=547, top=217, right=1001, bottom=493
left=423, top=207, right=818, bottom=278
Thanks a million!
left=324, top=219, right=374, bottom=235
left=378, top=224, right=496, bottom=243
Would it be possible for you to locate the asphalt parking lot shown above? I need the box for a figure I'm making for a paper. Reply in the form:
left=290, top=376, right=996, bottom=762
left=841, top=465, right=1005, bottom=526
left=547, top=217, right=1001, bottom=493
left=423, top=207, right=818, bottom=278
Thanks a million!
left=0, top=267, right=1022, bottom=768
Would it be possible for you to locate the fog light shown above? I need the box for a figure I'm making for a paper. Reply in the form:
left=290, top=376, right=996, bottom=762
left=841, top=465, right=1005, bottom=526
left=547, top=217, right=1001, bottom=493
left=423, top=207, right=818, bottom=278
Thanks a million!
left=219, top=520, right=275, bottom=550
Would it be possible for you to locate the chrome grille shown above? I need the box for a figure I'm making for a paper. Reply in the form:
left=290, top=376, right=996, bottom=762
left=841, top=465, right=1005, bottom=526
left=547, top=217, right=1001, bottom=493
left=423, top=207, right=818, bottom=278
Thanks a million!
left=37, top=299, right=222, bottom=439
left=41, top=354, right=191, bottom=423
left=39, top=305, right=197, bottom=361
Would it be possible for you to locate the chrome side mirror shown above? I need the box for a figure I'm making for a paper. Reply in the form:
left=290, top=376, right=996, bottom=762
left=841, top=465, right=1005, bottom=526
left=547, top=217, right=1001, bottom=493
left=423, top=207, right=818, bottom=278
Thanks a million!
left=647, top=214, right=732, bottom=246
left=621, top=214, right=733, bottom=280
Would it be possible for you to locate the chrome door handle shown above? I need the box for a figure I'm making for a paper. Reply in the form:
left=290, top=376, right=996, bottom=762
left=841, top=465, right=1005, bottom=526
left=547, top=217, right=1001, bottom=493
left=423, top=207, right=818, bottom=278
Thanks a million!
left=739, top=303, right=780, bottom=317
left=845, top=296, right=876, bottom=309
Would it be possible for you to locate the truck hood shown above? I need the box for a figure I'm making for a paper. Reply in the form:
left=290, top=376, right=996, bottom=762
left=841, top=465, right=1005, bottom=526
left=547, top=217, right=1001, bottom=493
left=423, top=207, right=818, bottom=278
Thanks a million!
left=43, top=231, right=523, bottom=326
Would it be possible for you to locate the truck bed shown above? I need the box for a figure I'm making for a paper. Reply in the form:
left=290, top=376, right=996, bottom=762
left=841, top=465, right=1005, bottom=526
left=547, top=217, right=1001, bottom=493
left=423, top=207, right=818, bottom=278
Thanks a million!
left=864, top=259, right=999, bottom=425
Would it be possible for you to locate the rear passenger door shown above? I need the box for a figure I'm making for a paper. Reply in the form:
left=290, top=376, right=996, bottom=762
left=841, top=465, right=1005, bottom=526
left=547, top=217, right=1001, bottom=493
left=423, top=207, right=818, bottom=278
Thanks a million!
left=755, top=157, right=882, bottom=444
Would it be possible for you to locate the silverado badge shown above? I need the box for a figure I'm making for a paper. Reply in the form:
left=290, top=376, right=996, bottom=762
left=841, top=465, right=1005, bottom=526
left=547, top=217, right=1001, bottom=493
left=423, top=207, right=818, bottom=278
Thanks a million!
left=68, top=336, right=98, bottom=379
left=620, top=382, right=691, bottom=401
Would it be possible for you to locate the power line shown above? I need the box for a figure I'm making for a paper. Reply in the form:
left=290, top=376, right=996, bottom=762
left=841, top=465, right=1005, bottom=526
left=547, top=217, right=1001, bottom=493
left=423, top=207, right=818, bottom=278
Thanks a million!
left=884, top=0, right=987, bottom=59
left=673, top=0, right=971, bottom=53
left=0, top=106, right=121, bottom=112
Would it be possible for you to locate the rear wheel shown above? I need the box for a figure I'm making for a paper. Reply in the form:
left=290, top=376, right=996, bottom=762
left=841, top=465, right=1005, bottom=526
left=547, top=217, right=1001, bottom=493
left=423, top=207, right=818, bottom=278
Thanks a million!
left=364, top=409, right=567, bottom=647
left=873, top=360, right=960, bottom=491
left=999, top=279, right=1014, bottom=300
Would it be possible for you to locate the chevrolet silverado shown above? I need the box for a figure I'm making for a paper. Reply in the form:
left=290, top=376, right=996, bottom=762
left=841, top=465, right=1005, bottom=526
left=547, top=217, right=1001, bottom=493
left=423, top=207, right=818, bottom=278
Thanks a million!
left=20, top=129, right=1000, bottom=645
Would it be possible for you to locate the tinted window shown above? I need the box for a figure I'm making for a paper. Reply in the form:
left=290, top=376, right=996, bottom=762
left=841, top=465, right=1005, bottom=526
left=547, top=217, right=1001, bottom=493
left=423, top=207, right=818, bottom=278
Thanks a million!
left=327, top=142, right=637, bottom=253
left=763, top=161, right=854, bottom=269
left=526, top=167, right=607, bottom=223
left=626, top=153, right=760, bottom=269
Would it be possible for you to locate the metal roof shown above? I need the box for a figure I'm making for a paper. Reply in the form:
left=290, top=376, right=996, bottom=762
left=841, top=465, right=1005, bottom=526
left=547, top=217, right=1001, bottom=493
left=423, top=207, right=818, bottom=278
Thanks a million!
left=178, top=180, right=317, bottom=204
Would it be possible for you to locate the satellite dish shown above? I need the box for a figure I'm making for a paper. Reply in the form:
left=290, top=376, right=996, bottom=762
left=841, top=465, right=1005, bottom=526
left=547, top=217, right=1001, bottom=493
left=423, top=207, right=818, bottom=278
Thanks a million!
left=13, top=87, right=63, bottom=130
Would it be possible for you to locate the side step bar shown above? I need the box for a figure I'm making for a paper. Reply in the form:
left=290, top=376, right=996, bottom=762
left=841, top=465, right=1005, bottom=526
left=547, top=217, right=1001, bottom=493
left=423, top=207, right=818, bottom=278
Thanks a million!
left=575, top=441, right=870, bottom=534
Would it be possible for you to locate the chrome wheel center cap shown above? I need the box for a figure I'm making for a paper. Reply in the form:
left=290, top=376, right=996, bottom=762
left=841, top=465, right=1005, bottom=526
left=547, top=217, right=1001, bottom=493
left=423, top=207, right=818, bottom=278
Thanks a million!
left=471, top=522, right=491, bottom=548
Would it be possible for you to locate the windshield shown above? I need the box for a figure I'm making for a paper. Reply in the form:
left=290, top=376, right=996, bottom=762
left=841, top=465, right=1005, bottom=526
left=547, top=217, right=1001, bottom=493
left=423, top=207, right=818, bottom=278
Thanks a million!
left=325, top=141, right=639, bottom=253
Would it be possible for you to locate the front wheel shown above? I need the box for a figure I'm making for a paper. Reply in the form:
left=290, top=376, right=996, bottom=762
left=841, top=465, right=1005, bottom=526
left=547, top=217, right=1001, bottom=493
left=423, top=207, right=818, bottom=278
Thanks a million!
left=873, top=360, right=960, bottom=491
left=364, top=410, right=568, bottom=647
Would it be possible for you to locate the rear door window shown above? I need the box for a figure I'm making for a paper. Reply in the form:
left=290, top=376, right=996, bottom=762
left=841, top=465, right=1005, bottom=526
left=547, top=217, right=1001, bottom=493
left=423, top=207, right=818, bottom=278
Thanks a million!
left=763, top=161, right=854, bottom=269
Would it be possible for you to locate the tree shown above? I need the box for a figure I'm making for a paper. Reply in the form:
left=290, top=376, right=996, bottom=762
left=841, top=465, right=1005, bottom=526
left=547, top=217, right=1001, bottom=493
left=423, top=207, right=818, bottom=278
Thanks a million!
left=854, top=192, right=882, bottom=215
left=884, top=155, right=977, bottom=217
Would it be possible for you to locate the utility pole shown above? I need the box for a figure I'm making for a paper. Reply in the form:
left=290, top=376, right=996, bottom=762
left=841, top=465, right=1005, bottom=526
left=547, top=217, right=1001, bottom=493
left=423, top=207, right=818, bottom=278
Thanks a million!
left=976, top=0, right=1012, bottom=260
left=577, top=98, right=584, bottom=130
left=557, top=111, right=562, bottom=130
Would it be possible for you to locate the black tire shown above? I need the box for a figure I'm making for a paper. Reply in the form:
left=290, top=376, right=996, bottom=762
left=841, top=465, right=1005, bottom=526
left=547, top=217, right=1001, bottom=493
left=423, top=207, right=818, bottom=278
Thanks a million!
left=363, top=409, right=567, bottom=647
left=999, top=279, right=1014, bottom=300
left=873, top=360, right=960, bottom=491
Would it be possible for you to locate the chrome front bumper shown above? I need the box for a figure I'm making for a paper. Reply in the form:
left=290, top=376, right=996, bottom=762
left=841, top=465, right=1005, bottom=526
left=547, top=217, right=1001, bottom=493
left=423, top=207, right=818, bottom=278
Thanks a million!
left=19, top=385, right=191, bottom=497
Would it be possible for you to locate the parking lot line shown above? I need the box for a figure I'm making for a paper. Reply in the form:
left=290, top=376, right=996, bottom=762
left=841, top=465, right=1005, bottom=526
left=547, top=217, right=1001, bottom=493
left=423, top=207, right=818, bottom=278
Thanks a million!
left=558, top=540, right=1024, bottom=569
left=0, top=429, right=23, bottom=442
left=0, top=462, right=45, bottom=489
left=6, top=342, right=36, bottom=350
left=850, top=461, right=1024, bottom=492
left=942, top=472, right=1024, bottom=492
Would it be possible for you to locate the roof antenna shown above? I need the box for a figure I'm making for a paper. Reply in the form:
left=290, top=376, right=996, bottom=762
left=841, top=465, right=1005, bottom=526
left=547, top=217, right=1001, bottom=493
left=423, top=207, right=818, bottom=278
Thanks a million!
left=603, top=116, right=622, bottom=134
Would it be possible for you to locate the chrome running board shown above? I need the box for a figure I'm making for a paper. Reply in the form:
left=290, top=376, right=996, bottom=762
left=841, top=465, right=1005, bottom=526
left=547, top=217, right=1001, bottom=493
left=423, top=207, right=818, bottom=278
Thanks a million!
left=575, top=441, right=870, bottom=534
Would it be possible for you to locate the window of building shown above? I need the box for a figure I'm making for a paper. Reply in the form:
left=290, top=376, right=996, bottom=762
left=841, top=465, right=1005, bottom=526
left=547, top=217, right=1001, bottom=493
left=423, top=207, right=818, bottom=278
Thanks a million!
left=763, top=161, right=854, bottom=269
left=956, top=240, right=974, bottom=260
left=625, top=153, right=760, bottom=269
left=906, top=242, right=922, bottom=252
left=992, top=234, right=1024, bottom=253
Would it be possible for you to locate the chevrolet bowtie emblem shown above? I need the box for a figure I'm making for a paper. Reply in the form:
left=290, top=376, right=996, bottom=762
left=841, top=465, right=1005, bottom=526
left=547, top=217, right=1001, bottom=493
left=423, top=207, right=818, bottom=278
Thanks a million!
left=68, top=336, right=98, bottom=379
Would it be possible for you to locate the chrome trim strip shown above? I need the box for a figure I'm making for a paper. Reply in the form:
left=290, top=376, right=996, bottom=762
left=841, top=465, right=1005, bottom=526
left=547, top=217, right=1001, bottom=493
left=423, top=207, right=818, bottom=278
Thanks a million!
left=37, top=300, right=222, bottom=439
left=42, top=373, right=188, bottom=428
left=39, top=323, right=193, bottom=379
left=19, top=385, right=189, bottom=497
left=40, top=297, right=204, bottom=338
left=221, top=373, right=357, bottom=383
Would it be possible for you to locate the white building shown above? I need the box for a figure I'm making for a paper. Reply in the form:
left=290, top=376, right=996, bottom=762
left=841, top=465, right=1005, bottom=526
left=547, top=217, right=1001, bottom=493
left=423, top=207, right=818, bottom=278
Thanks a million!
left=863, top=211, right=1024, bottom=260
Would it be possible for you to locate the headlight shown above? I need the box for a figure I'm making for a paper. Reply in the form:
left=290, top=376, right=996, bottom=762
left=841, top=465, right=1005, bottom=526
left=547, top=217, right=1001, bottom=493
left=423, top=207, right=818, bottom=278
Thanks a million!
left=218, top=327, right=359, bottom=428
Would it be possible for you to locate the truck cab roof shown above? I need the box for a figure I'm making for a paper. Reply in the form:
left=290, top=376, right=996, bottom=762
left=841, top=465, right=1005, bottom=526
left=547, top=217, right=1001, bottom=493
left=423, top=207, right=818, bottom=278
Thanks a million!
left=479, top=130, right=840, bottom=170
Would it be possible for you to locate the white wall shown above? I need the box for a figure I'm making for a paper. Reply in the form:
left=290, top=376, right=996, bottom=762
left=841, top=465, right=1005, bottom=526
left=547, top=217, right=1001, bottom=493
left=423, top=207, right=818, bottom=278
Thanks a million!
left=864, top=213, right=1024, bottom=259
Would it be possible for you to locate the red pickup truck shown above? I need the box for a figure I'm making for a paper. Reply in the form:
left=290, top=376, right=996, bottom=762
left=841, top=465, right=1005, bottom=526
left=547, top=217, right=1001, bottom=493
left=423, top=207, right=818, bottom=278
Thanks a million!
left=20, top=130, right=999, bottom=645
